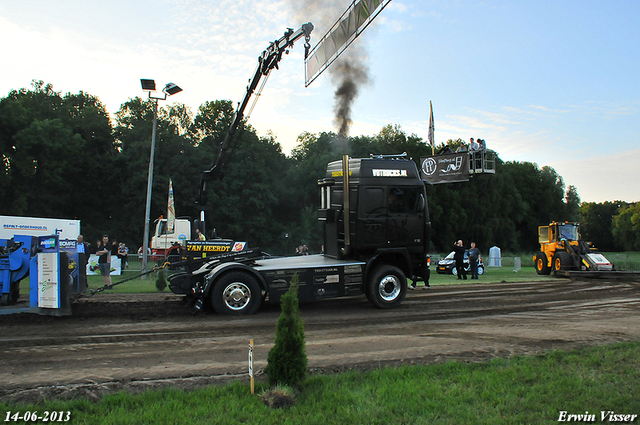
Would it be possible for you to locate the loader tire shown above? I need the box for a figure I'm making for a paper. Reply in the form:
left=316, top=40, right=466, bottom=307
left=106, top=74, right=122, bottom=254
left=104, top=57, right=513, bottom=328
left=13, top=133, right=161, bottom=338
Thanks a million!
left=552, top=251, right=572, bottom=271
left=535, top=252, right=551, bottom=275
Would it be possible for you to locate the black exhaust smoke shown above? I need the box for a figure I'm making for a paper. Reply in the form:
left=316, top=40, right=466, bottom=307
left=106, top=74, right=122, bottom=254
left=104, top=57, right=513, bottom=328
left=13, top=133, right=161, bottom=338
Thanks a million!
left=287, top=0, right=371, bottom=139
left=332, top=58, right=370, bottom=137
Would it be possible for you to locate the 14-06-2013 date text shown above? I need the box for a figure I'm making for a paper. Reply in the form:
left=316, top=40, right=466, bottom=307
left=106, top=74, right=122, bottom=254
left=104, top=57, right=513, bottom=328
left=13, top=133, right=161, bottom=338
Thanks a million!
left=4, top=411, right=71, bottom=422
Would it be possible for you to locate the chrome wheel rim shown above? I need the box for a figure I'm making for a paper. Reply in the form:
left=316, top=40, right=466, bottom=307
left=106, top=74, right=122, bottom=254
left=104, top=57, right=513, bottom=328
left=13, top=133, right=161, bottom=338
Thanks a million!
left=378, top=275, right=401, bottom=301
left=222, top=282, right=251, bottom=311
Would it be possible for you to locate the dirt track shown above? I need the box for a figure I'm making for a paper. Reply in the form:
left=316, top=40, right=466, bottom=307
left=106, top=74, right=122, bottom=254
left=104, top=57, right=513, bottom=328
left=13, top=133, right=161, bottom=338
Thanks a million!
left=1, top=278, right=639, bottom=403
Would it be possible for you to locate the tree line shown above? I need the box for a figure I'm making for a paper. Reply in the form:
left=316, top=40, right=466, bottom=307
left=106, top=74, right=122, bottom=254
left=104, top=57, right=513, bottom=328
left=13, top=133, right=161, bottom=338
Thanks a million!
left=1, top=81, right=638, bottom=255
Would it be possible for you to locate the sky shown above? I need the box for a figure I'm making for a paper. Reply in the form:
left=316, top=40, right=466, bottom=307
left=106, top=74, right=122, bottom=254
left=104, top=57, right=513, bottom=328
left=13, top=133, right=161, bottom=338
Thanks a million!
left=1, top=0, right=639, bottom=203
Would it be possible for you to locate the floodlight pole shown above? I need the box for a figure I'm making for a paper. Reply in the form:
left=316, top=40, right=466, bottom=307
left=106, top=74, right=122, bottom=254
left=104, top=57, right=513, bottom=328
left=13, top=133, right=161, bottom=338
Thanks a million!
left=139, top=80, right=182, bottom=278
left=141, top=98, right=159, bottom=278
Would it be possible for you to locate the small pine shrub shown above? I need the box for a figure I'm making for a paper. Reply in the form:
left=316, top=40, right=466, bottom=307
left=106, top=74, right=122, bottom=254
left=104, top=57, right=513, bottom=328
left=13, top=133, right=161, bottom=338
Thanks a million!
left=265, top=273, right=308, bottom=388
left=155, top=269, right=167, bottom=291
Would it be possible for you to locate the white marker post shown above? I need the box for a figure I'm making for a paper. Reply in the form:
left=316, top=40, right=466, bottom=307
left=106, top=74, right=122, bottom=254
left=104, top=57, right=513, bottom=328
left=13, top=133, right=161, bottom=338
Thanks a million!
left=249, top=339, right=254, bottom=394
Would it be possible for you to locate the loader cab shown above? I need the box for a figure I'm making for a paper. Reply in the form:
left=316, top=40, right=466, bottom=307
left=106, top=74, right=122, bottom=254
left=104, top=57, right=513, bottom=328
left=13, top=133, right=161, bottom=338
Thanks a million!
left=538, top=222, right=580, bottom=246
left=318, top=155, right=430, bottom=260
left=557, top=222, right=579, bottom=241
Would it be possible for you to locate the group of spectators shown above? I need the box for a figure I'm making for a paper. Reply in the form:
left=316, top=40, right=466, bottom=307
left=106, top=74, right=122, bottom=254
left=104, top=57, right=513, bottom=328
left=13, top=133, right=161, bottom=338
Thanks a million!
left=296, top=244, right=310, bottom=255
left=448, top=137, right=487, bottom=154
left=468, top=137, right=486, bottom=152
left=453, top=240, right=481, bottom=280
left=76, top=234, right=129, bottom=288
left=89, top=236, right=129, bottom=268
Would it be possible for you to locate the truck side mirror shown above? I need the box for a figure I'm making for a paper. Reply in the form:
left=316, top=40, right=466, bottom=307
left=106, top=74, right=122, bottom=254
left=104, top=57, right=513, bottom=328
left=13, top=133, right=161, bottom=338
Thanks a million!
left=411, top=193, right=425, bottom=213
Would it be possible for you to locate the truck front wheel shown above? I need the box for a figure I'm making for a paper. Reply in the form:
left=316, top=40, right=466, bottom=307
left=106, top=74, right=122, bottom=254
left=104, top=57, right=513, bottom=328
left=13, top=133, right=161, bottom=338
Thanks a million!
left=367, top=265, right=407, bottom=309
left=210, top=272, right=262, bottom=316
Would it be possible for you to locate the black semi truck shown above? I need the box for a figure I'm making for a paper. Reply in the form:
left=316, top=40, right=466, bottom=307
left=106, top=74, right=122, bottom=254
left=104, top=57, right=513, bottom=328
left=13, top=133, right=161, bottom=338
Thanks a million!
left=168, top=154, right=431, bottom=315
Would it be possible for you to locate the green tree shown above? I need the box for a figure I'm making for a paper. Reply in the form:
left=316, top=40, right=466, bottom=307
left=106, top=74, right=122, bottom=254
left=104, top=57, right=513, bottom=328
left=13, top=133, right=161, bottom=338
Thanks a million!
left=580, top=202, right=623, bottom=251
left=286, top=131, right=342, bottom=252
left=564, top=185, right=581, bottom=222
left=289, top=131, right=341, bottom=205
left=0, top=81, right=116, bottom=234
left=494, top=162, right=566, bottom=251
left=372, top=124, right=433, bottom=166
left=612, top=203, right=640, bottom=251
left=190, top=100, right=234, bottom=147
left=112, top=97, right=197, bottom=249
left=265, top=274, right=307, bottom=388
left=199, top=128, right=291, bottom=251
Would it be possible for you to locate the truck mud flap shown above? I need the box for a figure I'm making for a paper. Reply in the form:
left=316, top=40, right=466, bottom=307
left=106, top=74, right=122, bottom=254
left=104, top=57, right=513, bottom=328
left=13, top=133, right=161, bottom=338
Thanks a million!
left=168, top=272, right=196, bottom=295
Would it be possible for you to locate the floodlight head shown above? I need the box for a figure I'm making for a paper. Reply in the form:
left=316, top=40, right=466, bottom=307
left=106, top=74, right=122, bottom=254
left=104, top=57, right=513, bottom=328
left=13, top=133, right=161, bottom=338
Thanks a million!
left=149, top=92, right=167, bottom=100
left=164, top=83, right=182, bottom=96
left=140, top=79, right=156, bottom=91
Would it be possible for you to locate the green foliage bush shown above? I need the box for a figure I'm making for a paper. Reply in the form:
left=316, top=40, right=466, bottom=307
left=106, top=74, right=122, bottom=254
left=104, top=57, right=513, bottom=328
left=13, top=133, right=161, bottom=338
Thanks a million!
left=155, top=269, right=167, bottom=292
left=258, top=384, right=296, bottom=409
left=265, top=273, right=308, bottom=388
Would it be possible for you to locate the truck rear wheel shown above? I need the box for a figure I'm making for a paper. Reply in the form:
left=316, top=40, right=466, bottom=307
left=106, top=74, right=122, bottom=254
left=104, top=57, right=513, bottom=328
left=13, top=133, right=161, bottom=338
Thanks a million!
left=535, top=252, right=551, bottom=275
left=210, top=271, right=262, bottom=316
left=552, top=251, right=572, bottom=271
left=366, top=265, right=407, bottom=309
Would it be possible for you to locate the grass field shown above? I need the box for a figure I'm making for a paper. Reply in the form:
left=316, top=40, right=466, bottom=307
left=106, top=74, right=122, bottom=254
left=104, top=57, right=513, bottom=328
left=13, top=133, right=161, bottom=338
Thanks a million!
left=604, top=251, right=640, bottom=271
left=1, top=342, right=638, bottom=424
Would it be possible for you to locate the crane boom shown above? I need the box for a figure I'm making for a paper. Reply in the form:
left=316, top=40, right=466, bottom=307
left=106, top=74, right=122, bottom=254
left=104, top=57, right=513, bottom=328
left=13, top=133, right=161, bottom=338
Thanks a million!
left=197, top=23, right=314, bottom=209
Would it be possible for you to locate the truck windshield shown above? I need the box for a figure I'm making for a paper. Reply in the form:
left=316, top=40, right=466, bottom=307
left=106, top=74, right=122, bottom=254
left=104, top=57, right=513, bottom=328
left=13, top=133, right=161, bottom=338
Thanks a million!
left=388, top=187, right=423, bottom=214
left=157, top=220, right=174, bottom=236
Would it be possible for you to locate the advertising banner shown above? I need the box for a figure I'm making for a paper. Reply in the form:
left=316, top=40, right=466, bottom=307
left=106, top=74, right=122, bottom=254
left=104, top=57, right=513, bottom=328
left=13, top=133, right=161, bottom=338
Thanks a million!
left=185, top=241, right=247, bottom=259
left=59, top=239, right=79, bottom=291
left=87, top=255, right=122, bottom=276
left=420, top=153, right=469, bottom=184
left=0, top=215, right=80, bottom=240
left=38, top=252, right=60, bottom=308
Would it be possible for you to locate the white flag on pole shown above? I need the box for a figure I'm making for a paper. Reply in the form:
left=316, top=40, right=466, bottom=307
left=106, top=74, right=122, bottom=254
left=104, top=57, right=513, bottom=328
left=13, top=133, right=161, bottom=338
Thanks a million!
left=167, top=179, right=175, bottom=233
left=428, top=100, right=435, bottom=150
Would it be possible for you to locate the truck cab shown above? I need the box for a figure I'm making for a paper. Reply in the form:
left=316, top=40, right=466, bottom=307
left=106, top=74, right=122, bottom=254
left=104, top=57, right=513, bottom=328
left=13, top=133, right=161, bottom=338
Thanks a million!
left=151, top=218, right=191, bottom=255
left=318, top=155, right=431, bottom=285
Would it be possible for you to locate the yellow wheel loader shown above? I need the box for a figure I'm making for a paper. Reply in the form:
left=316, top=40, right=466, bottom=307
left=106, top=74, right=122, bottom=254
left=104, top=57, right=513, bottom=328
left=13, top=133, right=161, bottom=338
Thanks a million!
left=533, top=222, right=614, bottom=275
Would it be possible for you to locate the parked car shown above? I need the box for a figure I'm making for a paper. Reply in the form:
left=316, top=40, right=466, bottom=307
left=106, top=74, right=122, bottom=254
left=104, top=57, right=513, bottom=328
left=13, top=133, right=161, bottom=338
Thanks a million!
left=436, top=251, right=484, bottom=275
